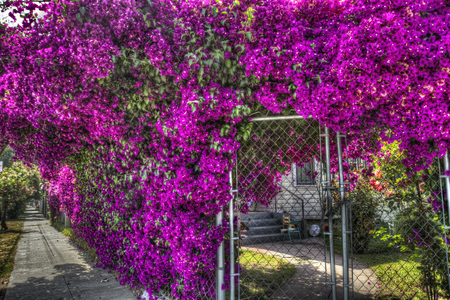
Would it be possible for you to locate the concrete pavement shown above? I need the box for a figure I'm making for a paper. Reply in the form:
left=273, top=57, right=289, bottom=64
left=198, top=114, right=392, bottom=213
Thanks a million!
left=5, top=207, right=137, bottom=300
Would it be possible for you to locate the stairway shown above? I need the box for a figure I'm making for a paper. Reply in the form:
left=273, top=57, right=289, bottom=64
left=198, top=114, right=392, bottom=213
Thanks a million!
left=240, top=212, right=288, bottom=245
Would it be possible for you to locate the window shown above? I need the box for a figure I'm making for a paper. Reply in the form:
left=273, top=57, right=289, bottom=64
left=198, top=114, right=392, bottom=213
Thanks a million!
left=293, top=161, right=316, bottom=186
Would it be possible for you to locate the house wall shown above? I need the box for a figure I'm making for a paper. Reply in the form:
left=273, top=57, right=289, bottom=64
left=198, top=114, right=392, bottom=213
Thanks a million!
left=251, top=163, right=325, bottom=221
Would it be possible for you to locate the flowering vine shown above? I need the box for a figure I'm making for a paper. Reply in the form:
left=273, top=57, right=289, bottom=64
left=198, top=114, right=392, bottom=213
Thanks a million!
left=1, top=0, right=450, bottom=298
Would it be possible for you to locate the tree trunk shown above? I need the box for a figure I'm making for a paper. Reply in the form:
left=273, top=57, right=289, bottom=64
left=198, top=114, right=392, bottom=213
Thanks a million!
left=1, top=199, right=8, bottom=230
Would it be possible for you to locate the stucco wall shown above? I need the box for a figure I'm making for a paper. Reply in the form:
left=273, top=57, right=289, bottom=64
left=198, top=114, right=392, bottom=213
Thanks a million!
left=251, top=163, right=325, bottom=220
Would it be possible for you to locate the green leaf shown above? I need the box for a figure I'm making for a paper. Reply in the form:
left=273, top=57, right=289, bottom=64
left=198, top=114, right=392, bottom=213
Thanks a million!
left=236, top=44, right=245, bottom=54
left=76, top=13, right=82, bottom=23
left=246, top=32, right=252, bottom=40
left=79, top=7, right=86, bottom=15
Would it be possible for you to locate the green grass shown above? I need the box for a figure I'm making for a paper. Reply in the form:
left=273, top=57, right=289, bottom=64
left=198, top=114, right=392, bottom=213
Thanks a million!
left=0, top=219, right=24, bottom=300
left=238, top=249, right=297, bottom=299
left=355, top=252, right=426, bottom=299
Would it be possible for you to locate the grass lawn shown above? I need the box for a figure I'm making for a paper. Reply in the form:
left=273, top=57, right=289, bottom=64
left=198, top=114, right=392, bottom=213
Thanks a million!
left=0, top=219, right=24, bottom=300
left=238, top=249, right=297, bottom=299
left=355, top=252, right=426, bottom=299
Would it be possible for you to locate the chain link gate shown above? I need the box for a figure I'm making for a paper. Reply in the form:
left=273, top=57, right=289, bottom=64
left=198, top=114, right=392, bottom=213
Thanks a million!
left=226, top=117, right=450, bottom=300
left=228, top=116, right=341, bottom=300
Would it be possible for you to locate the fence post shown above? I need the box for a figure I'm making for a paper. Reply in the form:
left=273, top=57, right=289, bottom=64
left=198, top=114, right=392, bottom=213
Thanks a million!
left=43, top=196, right=46, bottom=218
left=229, top=171, right=238, bottom=300
left=324, top=127, right=337, bottom=300
left=45, top=196, right=48, bottom=219
left=336, top=131, right=349, bottom=300
left=64, top=213, right=70, bottom=228
left=444, top=151, right=450, bottom=229
left=439, top=150, right=450, bottom=294
left=216, top=207, right=225, bottom=300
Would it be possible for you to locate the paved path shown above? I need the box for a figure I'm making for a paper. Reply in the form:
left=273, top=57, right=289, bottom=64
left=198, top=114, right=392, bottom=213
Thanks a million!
left=6, top=207, right=136, bottom=300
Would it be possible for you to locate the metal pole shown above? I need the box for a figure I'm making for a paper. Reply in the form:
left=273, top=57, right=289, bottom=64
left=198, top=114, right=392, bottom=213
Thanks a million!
left=443, top=151, right=450, bottom=289
left=325, top=127, right=337, bottom=300
left=216, top=207, right=225, bottom=300
left=336, top=131, right=349, bottom=300
left=229, top=171, right=236, bottom=300
left=250, top=115, right=311, bottom=122
left=439, top=152, right=450, bottom=292
left=444, top=151, right=450, bottom=226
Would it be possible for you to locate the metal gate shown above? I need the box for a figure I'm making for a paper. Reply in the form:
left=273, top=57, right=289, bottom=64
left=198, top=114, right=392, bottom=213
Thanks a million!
left=222, top=115, right=450, bottom=300
left=226, top=116, right=341, bottom=300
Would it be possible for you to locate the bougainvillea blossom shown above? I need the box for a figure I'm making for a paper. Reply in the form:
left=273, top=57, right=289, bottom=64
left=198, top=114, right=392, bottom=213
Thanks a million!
left=1, top=0, right=450, bottom=298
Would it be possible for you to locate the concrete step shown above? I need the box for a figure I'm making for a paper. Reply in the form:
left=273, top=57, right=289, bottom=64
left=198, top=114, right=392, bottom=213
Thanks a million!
left=241, top=233, right=287, bottom=245
left=244, top=218, right=282, bottom=227
left=248, top=225, right=283, bottom=235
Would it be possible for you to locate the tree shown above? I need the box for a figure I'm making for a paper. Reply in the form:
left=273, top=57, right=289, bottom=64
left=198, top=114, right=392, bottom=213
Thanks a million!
left=0, top=162, right=37, bottom=230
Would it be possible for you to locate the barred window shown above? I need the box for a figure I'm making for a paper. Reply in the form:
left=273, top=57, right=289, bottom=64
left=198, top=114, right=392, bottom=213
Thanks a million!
left=293, top=161, right=315, bottom=186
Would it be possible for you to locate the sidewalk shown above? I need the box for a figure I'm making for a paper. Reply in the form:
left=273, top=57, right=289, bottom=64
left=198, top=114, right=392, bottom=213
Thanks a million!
left=5, top=207, right=136, bottom=300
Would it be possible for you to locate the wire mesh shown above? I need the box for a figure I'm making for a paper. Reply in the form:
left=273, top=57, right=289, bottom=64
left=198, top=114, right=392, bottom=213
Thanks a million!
left=231, top=119, right=450, bottom=300
left=234, top=117, right=332, bottom=299
left=340, top=137, right=450, bottom=300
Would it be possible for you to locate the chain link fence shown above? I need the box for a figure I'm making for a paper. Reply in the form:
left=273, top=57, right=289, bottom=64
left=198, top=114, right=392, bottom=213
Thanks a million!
left=142, top=116, right=450, bottom=300
left=342, top=138, right=450, bottom=299
left=228, top=117, right=450, bottom=300
left=232, top=116, right=332, bottom=300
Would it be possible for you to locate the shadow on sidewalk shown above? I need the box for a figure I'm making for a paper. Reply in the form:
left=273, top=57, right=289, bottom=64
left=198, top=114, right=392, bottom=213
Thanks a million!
left=6, top=263, right=129, bottom=300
